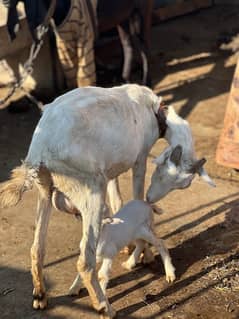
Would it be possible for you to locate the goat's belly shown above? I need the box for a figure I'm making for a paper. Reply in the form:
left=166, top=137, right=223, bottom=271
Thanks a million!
left=67, top=149, right=137, bottom=179
left=61, top=134, right=141, bottom=178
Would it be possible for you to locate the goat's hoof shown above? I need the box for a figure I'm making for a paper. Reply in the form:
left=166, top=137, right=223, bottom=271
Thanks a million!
left=32, top=291, right=47, bottom=310
left=166, top=272, right=176, bottom=283
left=99, top=304, right=116, bottom=319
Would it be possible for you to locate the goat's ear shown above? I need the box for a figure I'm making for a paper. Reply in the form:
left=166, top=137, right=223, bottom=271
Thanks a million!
left=189, top=158, right=206, bottom=173
left=198, top=166, right=216, bottom=187
left=170, top=145, right=182, bottom=166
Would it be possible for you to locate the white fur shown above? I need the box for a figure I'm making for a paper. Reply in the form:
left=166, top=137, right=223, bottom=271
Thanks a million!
left=25, top=84, right=164, bottom=317
left=27, top=85, right=159, bottom=177
left=69, top=200, right=176, bottom=295
left=17, top=84, right=211, bottom=317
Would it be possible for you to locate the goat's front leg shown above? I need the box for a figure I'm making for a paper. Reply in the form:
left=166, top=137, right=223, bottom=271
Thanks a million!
left=132, top=157, right=155, bottom=259
left=31, top=191, right=52, bottom=309
left=107, top=178, right=122, bottom=214
left=132, top=156, right=147, bottom=200
left=73, top=181, right=116, bottom=318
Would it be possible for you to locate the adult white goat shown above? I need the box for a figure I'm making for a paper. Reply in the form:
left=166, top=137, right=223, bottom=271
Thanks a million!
left=0, top=84, right=213, bottom=318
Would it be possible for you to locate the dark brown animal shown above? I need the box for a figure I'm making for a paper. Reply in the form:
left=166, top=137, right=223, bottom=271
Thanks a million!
left=97, top=0, right=153, bottom=86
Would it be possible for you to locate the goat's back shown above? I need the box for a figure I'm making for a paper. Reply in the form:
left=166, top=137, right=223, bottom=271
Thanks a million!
left=26, top=85, right=159, bottom=179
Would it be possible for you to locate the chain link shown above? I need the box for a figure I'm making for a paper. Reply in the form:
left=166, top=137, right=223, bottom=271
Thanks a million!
left=0, top=35, right=47, bottom=109
left=0, top=0, right=57, bottom=109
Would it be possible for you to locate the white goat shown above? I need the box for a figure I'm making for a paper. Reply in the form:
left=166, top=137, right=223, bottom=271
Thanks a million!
left=69, top=200, right=175, bottom=295
left=0, top=84, right=213, bottom=318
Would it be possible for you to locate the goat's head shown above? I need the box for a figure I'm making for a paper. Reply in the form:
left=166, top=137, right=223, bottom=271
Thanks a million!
left=146, top=145, right=215, bottom=203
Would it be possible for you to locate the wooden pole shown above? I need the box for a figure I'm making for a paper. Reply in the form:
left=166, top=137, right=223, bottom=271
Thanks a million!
left=216, top=58, right=239, bottom=169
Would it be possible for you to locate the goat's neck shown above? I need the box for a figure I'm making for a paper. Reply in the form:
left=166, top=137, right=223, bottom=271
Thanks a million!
left=165, top=125, right=195, bottom=159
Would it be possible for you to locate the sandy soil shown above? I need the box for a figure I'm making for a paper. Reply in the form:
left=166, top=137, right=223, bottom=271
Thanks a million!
left=0, top=5, right=239, bottom=319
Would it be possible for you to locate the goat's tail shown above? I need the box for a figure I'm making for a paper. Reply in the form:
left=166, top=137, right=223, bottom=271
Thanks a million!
left=0, top=163, right=38, bottom=209
left=150, top=204, right=163, bottom=215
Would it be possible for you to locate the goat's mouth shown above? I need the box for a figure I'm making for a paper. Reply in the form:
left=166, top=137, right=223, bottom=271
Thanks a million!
left=146, top=193, right=163, bottom=204
left=146, top=195, right=153, bottom=204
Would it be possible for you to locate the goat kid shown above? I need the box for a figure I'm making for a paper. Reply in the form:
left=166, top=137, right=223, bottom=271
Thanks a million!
left=69, top=200, right=175, bottom=295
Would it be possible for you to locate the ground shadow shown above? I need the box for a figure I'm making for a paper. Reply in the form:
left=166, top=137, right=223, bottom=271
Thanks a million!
left=113, top=199, right=239, bottom=317
left=1, top=194, right=238, bottom=319
left=117, top=252, right=239, bottom=318
left=150, top=6, right=239, bottom=118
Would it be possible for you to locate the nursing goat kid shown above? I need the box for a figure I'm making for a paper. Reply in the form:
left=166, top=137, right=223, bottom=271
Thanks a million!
left=69, top=200, right=176, bottom=296
left=0, top=84, right=213, bottom=318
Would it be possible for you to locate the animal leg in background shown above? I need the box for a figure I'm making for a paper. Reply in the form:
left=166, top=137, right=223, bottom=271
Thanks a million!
left=117, top=23, right=133, bottom=83
left=129, top=14, right=150, bottom=86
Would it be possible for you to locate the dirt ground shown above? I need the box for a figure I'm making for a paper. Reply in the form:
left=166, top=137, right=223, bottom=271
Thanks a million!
left=1, top=4, right=239, bottom=319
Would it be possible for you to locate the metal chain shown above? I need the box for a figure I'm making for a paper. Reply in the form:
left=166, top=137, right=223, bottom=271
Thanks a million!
left=0, top=0, right=56, bottom=110
left=0, top=38, right=46, bottom=110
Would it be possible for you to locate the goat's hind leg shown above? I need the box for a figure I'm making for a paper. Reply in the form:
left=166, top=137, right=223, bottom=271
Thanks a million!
left=122, top=239, right=145, bottom=270
left=129, top=14, right=151, bottom=86
left=71, top=178, right=116, bottom=318
left=31, top=181, right=52, bottom=309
